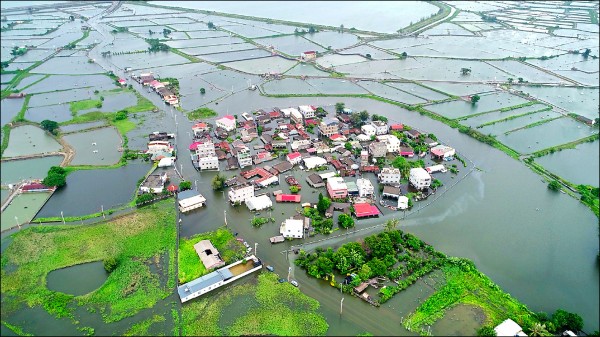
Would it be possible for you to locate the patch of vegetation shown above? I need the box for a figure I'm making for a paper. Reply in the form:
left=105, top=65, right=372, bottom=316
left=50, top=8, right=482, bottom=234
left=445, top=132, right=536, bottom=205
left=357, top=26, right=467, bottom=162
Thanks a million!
left=251, top=216, right=272, bottom=228
left=40, top=119, right=59, bottom=135
left=187, top=107, right=217, bottom=120
left=548, top=180, right=561, bottom=191
left=181, top=272, right=328, bottom=336
left=42, top=166, right=67, bottom=188
left=124, top=314, right=166, bottom=336
left=212, top=173, right=227, bottom=191
left=178, top=227, right=245, bottom=284
left=70, top=99, right=103, bottom=114
left=146, top=38, right=170, bottom=52
left=1, top=200, right=176, bottom=323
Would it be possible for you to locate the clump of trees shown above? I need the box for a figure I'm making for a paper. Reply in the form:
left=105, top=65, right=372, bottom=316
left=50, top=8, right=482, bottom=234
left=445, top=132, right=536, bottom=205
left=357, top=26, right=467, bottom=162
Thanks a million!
left=335, top=102, right=345, bottom=113
left=103, top=257, right=119, bottom=273
left=471, top=94, right=480, bottom=104
left=212, top=173, right=226, bottom=191
left=548, top=180, right=561, bottom=191
left=317, top=193, right=331, bottom=213
left=146, top=38, right=169, bottom=52
left=179, top=180, right=192, bottom=191
left=337, top=213, right=354, bottom=229
left=135, top=193, right=154, bottom=205
left=40, top=119, right=59, bottom=135
left=42, top=166, right=67, bottom=188
left=460, top=67, right=472, bottom=76
left=290, top=185, right=300, bottom=193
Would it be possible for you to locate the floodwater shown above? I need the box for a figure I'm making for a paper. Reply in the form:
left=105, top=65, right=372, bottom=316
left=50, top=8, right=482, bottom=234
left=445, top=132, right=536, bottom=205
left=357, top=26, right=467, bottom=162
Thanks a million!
left=35, top=161, right=150, bottom=218
left=46, top=261, right=108, bottom=296
left=0, top=156, right=63, bottom=185
left=0, top=98, right=24, bottom=127
left=431, top=304, right=485, bottom=336
left=2, top=125, right=62, bottom=158
left=1, top=192, right=51, bottom=231
left=535, top=140, right=599, bottom=186
left=63, top=127, right=122, bottom=166
left=426, top=92, right=530, bottom=119
left=25, top=104, right=73, bottom=123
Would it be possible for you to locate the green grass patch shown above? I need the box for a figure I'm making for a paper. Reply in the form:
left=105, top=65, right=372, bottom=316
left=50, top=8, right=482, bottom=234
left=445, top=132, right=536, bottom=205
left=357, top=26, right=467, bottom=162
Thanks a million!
left=1, top=200, right=176, bottom=323
left=70, top=99, right=103, bottom=114
left=127, top=90, right=156, bottom=113
left=178, top=227, right=245, bottom=284
left=186, top=107, right=217, bottom=120
left=181, top=272, right=329, bottom=336
left=403, top=258, right=538, bottom=333
left=124, top=314, right=166, bottom=336
left=1, top=321, right=33, bottom=336
left=113, top=118, right=136, bottom=135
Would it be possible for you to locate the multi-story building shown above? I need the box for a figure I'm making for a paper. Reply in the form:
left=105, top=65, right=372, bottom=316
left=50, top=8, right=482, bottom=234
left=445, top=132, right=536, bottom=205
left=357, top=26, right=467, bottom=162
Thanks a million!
left=326, top=177, right=348, bottom=199
left=376, top=134, right=400, bottom=153
left=356, top=178, right=374, bottom=198
left=286, top=152, right=302, bottom=165
left=318, top=117, right=339, bottom=138
left=409, top=168, right=431, bottom=190
left=371, top=120, right=389, bottom=135
left=291, top=139, right=311, bottom=151
left=361, top=124, right=376, bottom=137
left=147, top=141, right=172, bottom=154
left=228, top=182, right=254, bottom=204
left=199, top=156, right=219, bottom=170
left=298, top=105, right=316, bottom=119
left=290, top=109, right=303, bottom=125
left=237, top=147, right=253, bottom=168
left=195, top=141, right=216, bottom=157
left=215, top=115, right=236, bottom=131
left=360, top=150, right=369, bottom=166
left=368, top=141, right=387, bottom=158
left=378, top=167, right=401, bottom=185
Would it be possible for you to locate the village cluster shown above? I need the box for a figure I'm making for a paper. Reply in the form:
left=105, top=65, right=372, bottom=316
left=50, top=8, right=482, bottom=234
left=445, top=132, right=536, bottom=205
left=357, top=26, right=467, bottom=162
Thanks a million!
left=138, top=102, right=459, bottom=246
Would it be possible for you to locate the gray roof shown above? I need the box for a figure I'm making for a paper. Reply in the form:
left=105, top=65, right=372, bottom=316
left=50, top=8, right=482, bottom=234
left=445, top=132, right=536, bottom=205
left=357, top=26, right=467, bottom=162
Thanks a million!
left=177, top=268, right=234, bottom=300
left=178, top=189, right=201, bottom=200
left=346, top=181, right=359, bottom=193
left=383, top=186, right=401, bottom=195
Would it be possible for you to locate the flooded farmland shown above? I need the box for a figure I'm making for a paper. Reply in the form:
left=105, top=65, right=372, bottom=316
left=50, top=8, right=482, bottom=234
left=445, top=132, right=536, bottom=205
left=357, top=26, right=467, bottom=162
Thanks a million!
left=1, top=0, right=599, bottom=336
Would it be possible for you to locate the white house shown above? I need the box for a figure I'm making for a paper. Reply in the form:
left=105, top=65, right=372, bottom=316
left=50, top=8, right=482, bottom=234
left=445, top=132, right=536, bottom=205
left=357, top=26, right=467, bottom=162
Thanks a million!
left=369, top=142, right=387, bottom=158
left=371, top=120, right=388, bottom=135
left=195, top=141, right=216, bottom=157
left=376, top=134, right=400, bottom=153
left=298, top=105, right=316, bottom=119
left=303, top=156, right=327, bottom=169
left=228, top=183, right=254, bottom=204
left=494, top=319, right=527, bottom=337
left=178, top=190, right=207, bottom=213
left=140, top=172, right=168, bottom=194
left=361, top=124, right=376, bottom=137
left=246, top=194, right=273, bottom=211
left=291, top=139, right=311, bottom=151
left=286, top=152, right=302, bottom=165
left=199, top=156, right=219, bottom=170
left=280, top=107, right=299, bottom=118
left=431, top=145, right=456, bottom=160
left=280, top=218, right=304, bottom=238
left=147, top=141, right=172, bottom=154
left=397, top=196, right=409, bottom=210
left=300, top=51, right=317, bottom=61
left=356, top=178, right=374, bottom=198
left=409, top=167, right=431, bottom=190
left=378, top=167, right=401, bottom=184
left=215, top=115, right=236, bottom=131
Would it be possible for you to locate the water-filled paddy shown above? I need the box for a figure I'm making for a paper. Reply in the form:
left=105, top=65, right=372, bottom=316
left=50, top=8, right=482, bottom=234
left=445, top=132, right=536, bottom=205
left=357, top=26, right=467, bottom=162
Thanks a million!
left=28, top=88, right=94, bottom=108
left=340, top=44, right=395, bottom=59
left=59, top=121, right=107, bottom=133
left=0, top=98, right=24, bottom=127
left=260, top=78, right=323, bottom=95
left=520, top=86, right=599, bottom=120
left=477, top=110, right=562, bottom=136
left=535, top=140, right=599, bottom=187
left=3, top=125, right=62, bottom=158
left=32, top=56, right=106, bottom=75
left=255, top=35, right=325, bottom=56
left=316, top=54, right=366, bottom=68
left=25, top=104, right=72, bottom=123
left=224, top=56, right=297, bottom=74
left=486, top=60, right=568, bottom=84
left=357, top=81, right=426, bottom=104
left=497, top=117, right=598, bottom=154
left=106, top=51, right=190, bottom=70
left=198, top=48, right=271, bottom=63
left=35, top=162, right=150, bottom=217
left=63, top=127, right=122, bottom=166
left=419, top=81, right=495, bottom=96
left=180, top=42, right=256, bottom=55
left=0, top=156, right=63, bottom=185
left=304, top=31, right=359, bottom=50
left=222, top=24, right=282, bottom=38
left=46, top=261, right=108, bottom=296
left=14, top=74, right=47, bottom=91
left=460, top=103, right=550, bottom=127
left=1, top=192, right=51, bottom=231
left=23, top=74, right=117, bottom=94
left=78, top=92, right=137, bottom=114
left=166, top=36, right=244, bottom=49
left=305, top=78, right=368, bottom=95
left=284, top=63, right=329, bottom=77
left=385, top=82, right=450, bottom=101
left=426, top=92, right=530, bottom=119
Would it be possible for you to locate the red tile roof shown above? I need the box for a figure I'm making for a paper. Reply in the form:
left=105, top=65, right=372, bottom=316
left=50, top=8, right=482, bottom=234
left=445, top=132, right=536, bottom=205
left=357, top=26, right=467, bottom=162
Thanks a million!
left=353, top=203, right=380, bottom=218
left=287, top=152, right=301, bottom=160
left=391, top=124, right=404, bottom=130
left=276, top=194, right=301, bottom=202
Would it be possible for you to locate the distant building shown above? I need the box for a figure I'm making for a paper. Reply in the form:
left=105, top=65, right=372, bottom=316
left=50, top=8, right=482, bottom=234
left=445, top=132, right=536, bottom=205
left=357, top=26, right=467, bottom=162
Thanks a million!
left=353, top=203, right=380, bottom=218
left=280, top=218, right=304, bottom=238
left=199, top=156, right=219, bottom=170
left=409, top=168, right=431, bottom=190
left=246, top=195, right=273, bottom=211
left=303, top=156, right=327, bottom=169
left=286, top=152, right=303, bottom=165
left=406, top=129, right=421, bottom=139
left=430, top=145, right=455, bottom=160
left=356, top=178, right=374, bottom=198
left=178, top=190, right=207, bottom=213
left=194, top=240, right=225, bottom=270
left=215, top=115, right=236, bottom=131
left=370, top=120, right=388, bottom=135
left=306, top=173, right=325, bottom=188
left=319, top=117, right=339, bottom=138
left=369, top=142, right=387, bottom=158
left=360, top=150, right=369, bottom=166
left=192, top=122, right=210, bottom=136
left=378, top=167, right=401, bottom=185
left=140, top=172, right=168, bottom=193
left=291, top=139, right=311, bottom=151
left=300, top=51, right=317, bottom=61
left=147, top=141, right=172, bottom=154
left=298, top=105, right=316, bottom=119
left=237, top=147, right=253, bottom=168
left=228, top=183, right=254, bottom=204
left=361, top=124, right=376, bottom=137
left=494, top=319, right=527, bottom=337
left=376, top=134, right=400, bottom=153
left=327, top=177, right=348, bottom=199
left=290, top=108, right=303, bottom=125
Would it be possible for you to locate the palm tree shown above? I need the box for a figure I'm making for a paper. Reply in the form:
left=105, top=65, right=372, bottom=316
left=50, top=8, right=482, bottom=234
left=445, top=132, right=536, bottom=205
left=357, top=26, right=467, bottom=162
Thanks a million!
left=384, top=218, right=399, bottom=232
left=529, top=323, right=549, bottom=336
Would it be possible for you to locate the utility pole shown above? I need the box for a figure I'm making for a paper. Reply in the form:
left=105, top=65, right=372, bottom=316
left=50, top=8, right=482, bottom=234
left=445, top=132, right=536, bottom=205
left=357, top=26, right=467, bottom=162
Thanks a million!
left=61, top=211, right=65, bottom=224
left=340, top=297, right=344, bottom=315
left=254, top=242, right=258, bottom=257
left=224, top=209, right=228, bottom=227
left=101, top=205, right=105, bottom=219
left=287, top=266, right=291, bottom=282
left=194, top=180, right=198, bottom=191
left=14, top=216, right=20, bottom=230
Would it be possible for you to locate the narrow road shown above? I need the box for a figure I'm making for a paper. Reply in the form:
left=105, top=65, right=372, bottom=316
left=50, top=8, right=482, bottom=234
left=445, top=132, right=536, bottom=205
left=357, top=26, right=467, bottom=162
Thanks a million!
left=411, top=5, right=457, bottom=35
